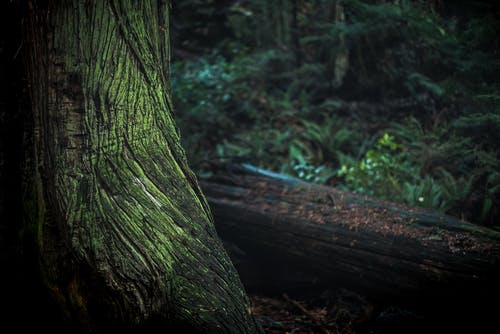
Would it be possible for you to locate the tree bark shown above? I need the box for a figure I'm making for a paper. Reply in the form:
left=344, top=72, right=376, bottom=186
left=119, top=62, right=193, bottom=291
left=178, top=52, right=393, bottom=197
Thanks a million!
left=291, top=0, right=302, bottom=67
left=201, top=164, right=500, bottom=305
left=21, top=1, right=261, bottom=332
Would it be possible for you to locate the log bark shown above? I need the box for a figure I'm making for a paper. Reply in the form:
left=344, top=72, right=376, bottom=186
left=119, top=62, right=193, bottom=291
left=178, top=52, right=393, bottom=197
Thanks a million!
left=201, top=164, right=500, bottom=305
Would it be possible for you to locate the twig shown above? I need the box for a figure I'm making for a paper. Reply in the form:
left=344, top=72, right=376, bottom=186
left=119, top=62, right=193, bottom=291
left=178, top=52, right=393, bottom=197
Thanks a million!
left=282, top=293, right=325, bottom=327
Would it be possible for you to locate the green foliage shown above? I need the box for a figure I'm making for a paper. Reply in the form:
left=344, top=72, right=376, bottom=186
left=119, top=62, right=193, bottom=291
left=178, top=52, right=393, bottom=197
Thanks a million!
left=392, top=117, right=500, bottom=223
left=171, top=0, right=500, bottom=225
left=452, top=113, right=500, bottom=151
left=336, top=133, right=416, bottom=198
left=406, top=73, right=444, bottom=97
left=292, top=163, right=336, bottom=184
left=403, top=176, right=447, bottom=211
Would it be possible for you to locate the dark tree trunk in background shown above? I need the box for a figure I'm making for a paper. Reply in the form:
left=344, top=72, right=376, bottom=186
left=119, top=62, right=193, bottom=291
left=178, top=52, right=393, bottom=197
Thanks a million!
left=0, top=1, right=262, bottom=333
left=291, top=0, right=302, bottom=67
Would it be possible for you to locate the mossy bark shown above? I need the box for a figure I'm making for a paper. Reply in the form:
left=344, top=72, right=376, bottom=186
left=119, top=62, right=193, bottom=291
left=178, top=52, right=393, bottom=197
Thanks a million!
left=23, top=1, right=261, bottom=332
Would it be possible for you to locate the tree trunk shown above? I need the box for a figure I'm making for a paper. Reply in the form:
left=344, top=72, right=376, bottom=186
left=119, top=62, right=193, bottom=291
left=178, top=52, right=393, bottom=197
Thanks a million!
left=201, top=164, right=500, bottom=306
left=19, top=1, right=261, bottom=332
left=291, top=0, right=302, bottom=67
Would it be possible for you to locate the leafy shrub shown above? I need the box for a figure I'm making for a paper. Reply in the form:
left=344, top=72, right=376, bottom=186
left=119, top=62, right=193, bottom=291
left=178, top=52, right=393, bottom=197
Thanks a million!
left=336, top=133, right=417, bottom=199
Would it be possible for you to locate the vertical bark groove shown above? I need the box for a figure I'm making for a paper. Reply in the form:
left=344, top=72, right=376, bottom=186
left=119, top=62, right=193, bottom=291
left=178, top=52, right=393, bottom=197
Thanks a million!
left=24, top=0, right=261, bottom=332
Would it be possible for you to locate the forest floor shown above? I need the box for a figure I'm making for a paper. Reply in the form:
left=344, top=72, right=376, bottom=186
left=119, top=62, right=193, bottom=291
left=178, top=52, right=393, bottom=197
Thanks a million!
left=250, top=291, right=421, bottom=334
left=250, top=289, right=496, bottom=334
left=249, top=290, right=438, bottom=334
left=251, top=293, right=361, bottom=334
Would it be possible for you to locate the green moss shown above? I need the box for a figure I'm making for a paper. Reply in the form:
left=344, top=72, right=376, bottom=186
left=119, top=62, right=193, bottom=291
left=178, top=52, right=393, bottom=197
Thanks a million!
left=27, top=1, right=259, bottom=332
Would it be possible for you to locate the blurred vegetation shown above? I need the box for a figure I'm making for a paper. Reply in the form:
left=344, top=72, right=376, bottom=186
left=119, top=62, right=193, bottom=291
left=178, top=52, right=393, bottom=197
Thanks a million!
left=170, top=0, right=500, bottom=226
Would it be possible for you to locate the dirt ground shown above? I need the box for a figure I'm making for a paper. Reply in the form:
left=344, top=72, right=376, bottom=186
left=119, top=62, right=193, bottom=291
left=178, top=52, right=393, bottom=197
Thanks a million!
left=250, top=290, right=425, bottom=334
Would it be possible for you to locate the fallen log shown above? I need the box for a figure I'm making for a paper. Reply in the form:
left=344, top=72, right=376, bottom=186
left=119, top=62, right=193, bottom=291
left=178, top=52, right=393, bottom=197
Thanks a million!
left=200, top=164, right=500, bottom=308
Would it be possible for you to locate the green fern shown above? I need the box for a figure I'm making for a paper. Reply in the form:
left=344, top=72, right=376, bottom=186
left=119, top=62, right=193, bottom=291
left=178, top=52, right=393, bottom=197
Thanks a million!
left=403, top=176, right=446, bottom=210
